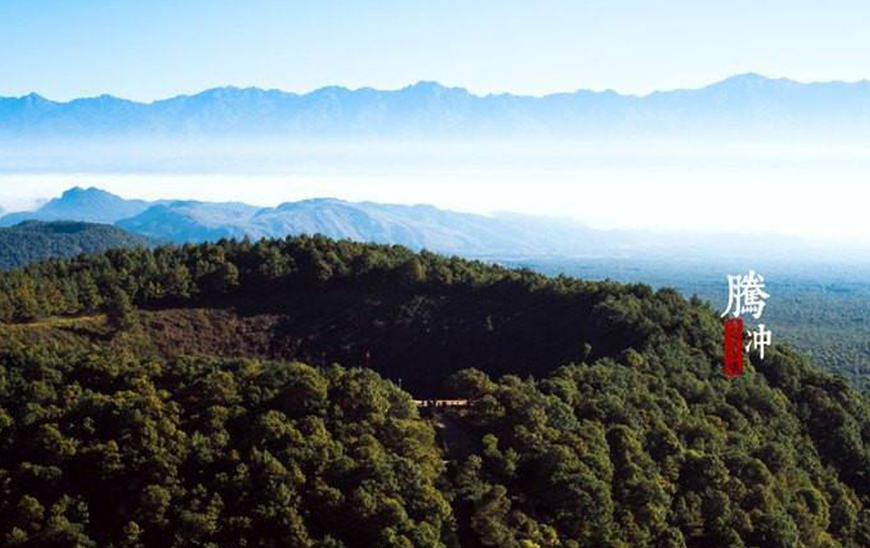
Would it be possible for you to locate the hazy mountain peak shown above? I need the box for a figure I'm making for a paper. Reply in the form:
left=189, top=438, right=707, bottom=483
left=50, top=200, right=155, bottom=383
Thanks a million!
left=404, top=80, right=470, bottom=96
left=408, top=80, right=448, bottom=90
left=704, top=72, right=803, bottom=91
left=308, top=85, right=354, bottom=97
left=289, top=197, right=347, bottom=205
left=60, top=186, right=117, bottom=201
left=722, top=72, right=771, bottom=83
left=69, top=93, right=126, bottom=104
left=44, top=186, right=142, bottom=217
left=0, top=186, right=156, bottom=227
left=18, top=92, right=52, bottom=106
left=195, top=86, right=287, bottom=99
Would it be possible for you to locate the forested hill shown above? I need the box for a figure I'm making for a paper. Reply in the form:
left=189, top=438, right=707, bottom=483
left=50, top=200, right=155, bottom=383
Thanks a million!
left=0, top=236, right=868, bottom=547
left=0, top=220, right=153, bottom=270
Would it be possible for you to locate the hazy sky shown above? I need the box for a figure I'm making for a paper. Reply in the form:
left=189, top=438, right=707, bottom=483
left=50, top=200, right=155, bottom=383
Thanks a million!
left=3, top=1, right=870, bottom=247
left=2, top=0, right=870, bottom=100
left=3, top=139, right=869, bottom=244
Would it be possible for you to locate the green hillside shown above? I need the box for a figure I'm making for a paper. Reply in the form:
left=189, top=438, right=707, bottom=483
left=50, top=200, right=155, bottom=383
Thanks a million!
left=0, top=236, right=868, bottom=547
left=0, top=221, right=153, bottom=270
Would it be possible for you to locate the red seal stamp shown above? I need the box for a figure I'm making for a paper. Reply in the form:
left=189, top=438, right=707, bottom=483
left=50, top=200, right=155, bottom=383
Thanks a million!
left=723, top=318, right=744, bottom=378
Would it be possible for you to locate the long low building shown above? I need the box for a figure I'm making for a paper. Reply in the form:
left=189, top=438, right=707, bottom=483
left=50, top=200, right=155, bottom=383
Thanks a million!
left=413, top=399, right=470, bottom=408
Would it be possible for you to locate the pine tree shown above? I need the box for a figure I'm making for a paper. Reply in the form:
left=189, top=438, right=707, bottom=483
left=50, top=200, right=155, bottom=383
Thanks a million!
left=14, top=282, right=40, bottom=322
left=79, top=272, right=103, bottom=312
left=106, top=286, right=136, bottom=331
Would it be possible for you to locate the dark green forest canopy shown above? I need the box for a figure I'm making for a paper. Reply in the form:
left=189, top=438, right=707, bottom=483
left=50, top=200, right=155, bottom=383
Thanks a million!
left=0, top=221, right=153, bottom=271
left=0, top=351, right=450, bottom=547
left=0, top=235, right=868, bottom=548
left=0, top=235, right=722, bottom=395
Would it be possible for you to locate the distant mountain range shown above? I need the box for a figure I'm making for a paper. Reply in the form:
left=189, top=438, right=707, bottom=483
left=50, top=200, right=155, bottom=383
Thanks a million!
left=3, top=74, right=870, bottom=141
left=3, top=187, right=625, bottom=256
left=1, top=186, right=860, bottom=264
left=0, top=220, right=153, bottom=270
left=0, top=187, right=162, bottom=226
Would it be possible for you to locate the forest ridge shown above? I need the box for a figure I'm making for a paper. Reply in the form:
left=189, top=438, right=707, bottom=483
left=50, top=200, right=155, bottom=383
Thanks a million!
left=0, top=235, right=868, bottom=547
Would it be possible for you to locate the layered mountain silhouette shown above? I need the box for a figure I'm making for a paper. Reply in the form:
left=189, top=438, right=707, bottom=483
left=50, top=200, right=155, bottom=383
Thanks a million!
left=2, top=187, right=622, bottom=255
left=117, top=197, right=628, bottom=255
left=3, top=74, right=870, bottom=141
left=0, top=186, right=162, bottom=226
left=0, top=187, right=853, bottom=262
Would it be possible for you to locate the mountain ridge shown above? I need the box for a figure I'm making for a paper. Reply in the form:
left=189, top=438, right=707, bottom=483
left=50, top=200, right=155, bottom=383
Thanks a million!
left=1, top=186, right=858, bottom=263
left=5, top=74, right=870, bottom=140
left=0, top=186, right=163, bottom=227
left=9, top=73, right=870, bottom=104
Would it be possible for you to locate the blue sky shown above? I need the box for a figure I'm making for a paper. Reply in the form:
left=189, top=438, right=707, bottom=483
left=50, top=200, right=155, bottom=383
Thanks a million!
left=3, top=0, right=870, bottom=244
left=2, top=0, right=870, bottom=101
